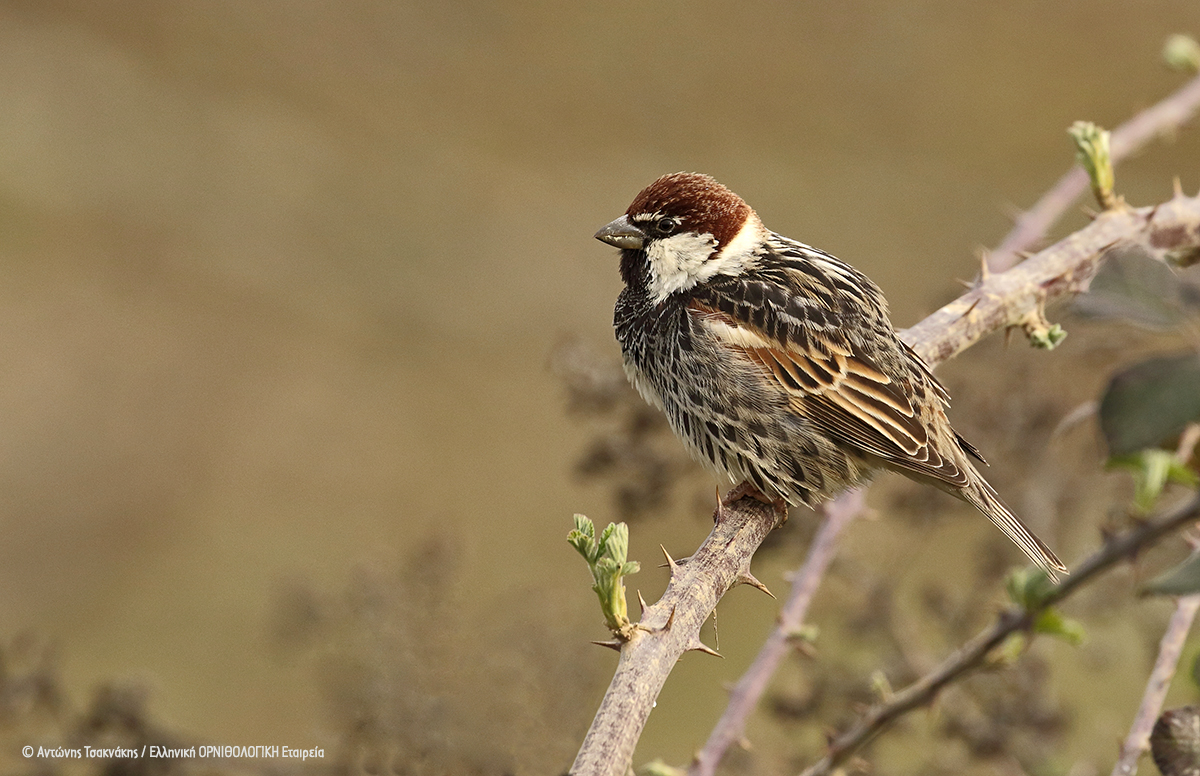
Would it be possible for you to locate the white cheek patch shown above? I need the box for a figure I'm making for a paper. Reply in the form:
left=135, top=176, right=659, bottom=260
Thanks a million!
left=644, top=218, right=766, bottom=304
left=645, top=232, right=719, bottom=304
left=712, top=218, right=763, bottom=267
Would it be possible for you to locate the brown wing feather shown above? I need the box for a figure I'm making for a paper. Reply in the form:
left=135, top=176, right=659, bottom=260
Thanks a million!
left=689, top=298, right=969, bottom=488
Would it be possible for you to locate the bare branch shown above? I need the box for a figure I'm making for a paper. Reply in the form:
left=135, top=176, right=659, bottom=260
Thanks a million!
left=800, top=492, right=1200, bottom=776
left=1111, top=594, right=1200, bottom=776
left=990, top=72, right=1200, bottom=272
left=688, top=488, right=866, bottom=776
left=1112, top=433, right=1200, bottom=776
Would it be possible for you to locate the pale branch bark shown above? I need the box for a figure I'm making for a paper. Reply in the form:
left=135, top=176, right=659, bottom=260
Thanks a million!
left=989, top=71, right=1200, bottom=272
left=800, top=492, right=1200, bottom=776
left=688, top=488, right=866, bottom=776
left=570, top=193, right=1200, bottom=776
left=902, top=193, right=1200, bottom=367
left=1111, top=594, right=1200, bottom=776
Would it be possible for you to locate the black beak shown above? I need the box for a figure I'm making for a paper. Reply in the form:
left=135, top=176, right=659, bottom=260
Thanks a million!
left=594, top=215, right=646, bottom=250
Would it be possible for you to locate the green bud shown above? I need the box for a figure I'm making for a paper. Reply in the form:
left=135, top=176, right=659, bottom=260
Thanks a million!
left=568, top=515, right=640, bottom=634
left=1164, top=34, right=1200, bottom=73
left=1029, top=322, right=1067, bottom=350
left=1068, top=121, right=1116, bottom=209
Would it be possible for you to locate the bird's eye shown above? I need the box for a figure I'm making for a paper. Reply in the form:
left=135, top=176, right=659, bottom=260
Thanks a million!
left=656, top=216, right=679, bottom=234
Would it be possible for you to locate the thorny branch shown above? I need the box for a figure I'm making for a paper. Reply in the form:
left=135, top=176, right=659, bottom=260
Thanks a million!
left=799, top=492, right=1200, bottom=776
left=902, top=193, right=1200, bottom=366
left=569, top=496, right=788, bottom=776
left=989, top=71, right=1200, bottom=272
left=569, top=192, right=1200, bottom=776
left=688, top=488, right=865, bottom=776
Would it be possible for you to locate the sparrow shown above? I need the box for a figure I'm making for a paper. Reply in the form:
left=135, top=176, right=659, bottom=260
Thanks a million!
left=594, top=172, right=1066, bottom=579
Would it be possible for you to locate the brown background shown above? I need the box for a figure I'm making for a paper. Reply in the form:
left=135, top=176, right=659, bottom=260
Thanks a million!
left=1, top=1, right=1199, bottom=773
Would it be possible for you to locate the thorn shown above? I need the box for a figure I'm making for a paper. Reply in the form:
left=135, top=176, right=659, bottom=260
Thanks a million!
left=687, top=639, right=722, bottom=658
left=591, top=640, right=623, bottom=651
left=955, top=277, right=973, bottom=290
left=978, top=250, right=991, bottom=281
left=1175, top=176, right=1184, bottom=199
left=1081, top=205, right=1099, bottom=220
left=1143, top=203, right=1162, bottom=231
left=957, top=297, right=980, bottom=322
left=664, top=604, right=677, bottom=631
left=637, top=589, right=649, bottom=617
left=737, top=736, right=753, bottom=751
left=1003, top=325, right=1014, bottom=349
left=1015, top=250, right=1034, bottom=260
left=736, top=570, right=776, bottom=599
left=661, top=545, right=679, bottom=573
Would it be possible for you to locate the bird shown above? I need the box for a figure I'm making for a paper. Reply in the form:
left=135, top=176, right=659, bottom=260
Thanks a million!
left=594, top=172, right=1066, bottom=579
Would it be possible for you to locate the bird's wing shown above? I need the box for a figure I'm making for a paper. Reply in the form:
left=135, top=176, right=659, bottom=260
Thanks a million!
left=688, top=255, right=970, bottom=489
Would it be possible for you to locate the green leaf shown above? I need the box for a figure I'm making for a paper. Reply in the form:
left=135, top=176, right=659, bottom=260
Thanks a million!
left=1099, top=353, right=1200, bottom=457
left=1032, top=608, right=1087, bottom=646
left=1108, top=450, right=1199, bottom=512
left=568, top=514, right=599, bottom=563
left=605, top=522, right=630, bottom=565
left=597, top=522, right=616, bottom=556
left=638, top=760, right=687, bottom=776
left=1006, top=567, right=1056, bottom=610
left=785, top=623, right=820, bottom=644
left=991, top=632, right=1027, bottom=666
left=1006, top=569, right=1084, bottom=646
left=1075, top=247, right=1192, bottom=329
left=1142, top=553, right=1200, bottom=596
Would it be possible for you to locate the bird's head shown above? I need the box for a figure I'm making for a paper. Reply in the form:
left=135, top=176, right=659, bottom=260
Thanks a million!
left=595, top=172, right=767, bottom=303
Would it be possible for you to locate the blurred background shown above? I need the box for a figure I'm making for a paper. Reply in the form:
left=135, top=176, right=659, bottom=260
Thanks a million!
left=1, top=1, right=1200, bottom=774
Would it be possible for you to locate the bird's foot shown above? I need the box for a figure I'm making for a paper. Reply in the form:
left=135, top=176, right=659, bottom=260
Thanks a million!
left=717, top=482, right=789, bottom=524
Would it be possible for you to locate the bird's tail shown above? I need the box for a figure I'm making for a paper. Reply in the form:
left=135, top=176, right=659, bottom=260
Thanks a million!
left=962, top=477, right=1067, bottom=581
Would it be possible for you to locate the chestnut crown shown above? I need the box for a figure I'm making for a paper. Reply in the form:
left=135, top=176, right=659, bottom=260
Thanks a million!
left=624, top=172, right=753, bottom=248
